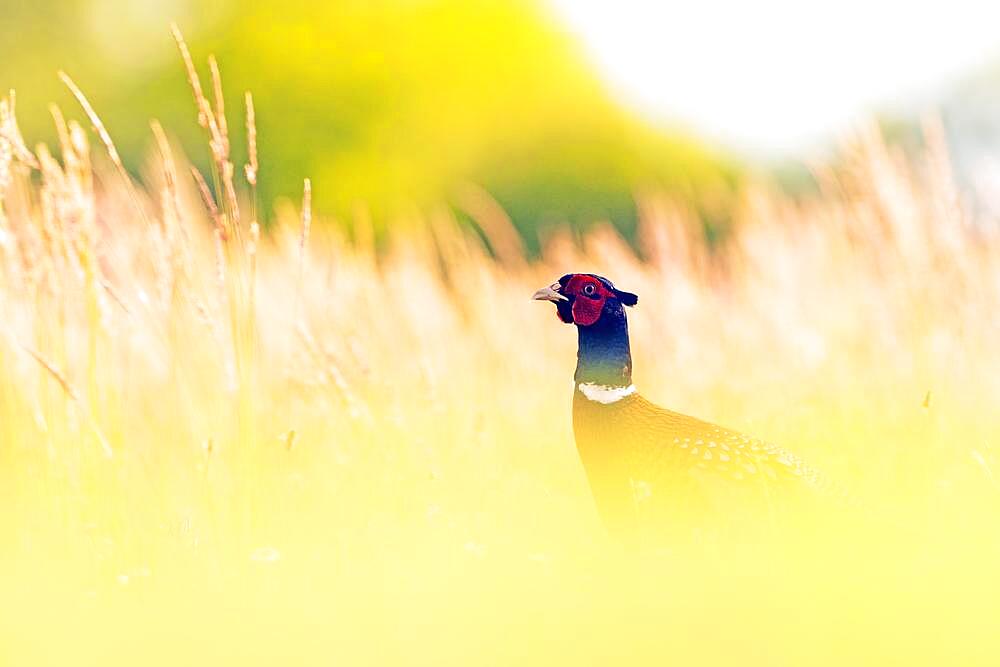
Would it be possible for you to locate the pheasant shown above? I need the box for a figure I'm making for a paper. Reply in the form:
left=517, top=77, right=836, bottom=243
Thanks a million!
left=533, top=273, right=829, bottom=543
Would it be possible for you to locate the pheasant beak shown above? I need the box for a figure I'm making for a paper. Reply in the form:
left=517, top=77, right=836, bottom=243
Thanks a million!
left=532, top=284, right=568, bottom=302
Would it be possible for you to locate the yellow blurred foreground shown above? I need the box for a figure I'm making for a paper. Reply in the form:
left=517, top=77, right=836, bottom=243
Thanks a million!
left=1, top=79, right=1000, bottom=664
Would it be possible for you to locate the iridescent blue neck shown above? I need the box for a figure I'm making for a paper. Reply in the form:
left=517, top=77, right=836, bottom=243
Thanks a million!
left=575, top=304, right=632, bottom=387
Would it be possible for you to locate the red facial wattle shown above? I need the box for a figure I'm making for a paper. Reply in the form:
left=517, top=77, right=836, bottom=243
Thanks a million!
left=571, top=294, right=605, bottom=326
left=564, top=275, right=612, bottom=326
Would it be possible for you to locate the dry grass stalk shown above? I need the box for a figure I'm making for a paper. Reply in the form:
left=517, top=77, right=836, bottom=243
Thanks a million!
left=0, top=90, right=39, bottom=169
left=99, top=278, right=131, bottom=316
left=207, top=57, right=241, bottom=231
left=58, top=71, right=148, bottom=228
left=208, top=55, right=229, bottom=158
left=20, top=342, right=113, bottom=458
left=49, top=105, right=91, bottom=204
left=151, top=120, right=180, bottom=235
left=244, top=92, right=258, bottom=187
left=150, top=120, right=186, bottom=304
left=49, top=104, right=71, bottom=161
left=0, top=102, right=11, bottom=239
left=296, top=178, right=312, bottom=319
left=20, top=343, right=78, bottom=402
left=221, top=159, right=241, bottom=229
left=68, top=121, right=91, bottom=176
left=244, top=92, right=259, bottom=268
left=171, top=25, right=242, bottom=237
left=58, top=71, right=123, bottom=172
left=192, top=165, right=228, bottom=287
left=170, top=23, right=219, bottom=140
left=300, top=177, right=312, bottom=262
left=0, top=125, right=10, bottom=194
left=191, top=166, right=224, bottom=238
left=455, top=183, right=525, bottom=267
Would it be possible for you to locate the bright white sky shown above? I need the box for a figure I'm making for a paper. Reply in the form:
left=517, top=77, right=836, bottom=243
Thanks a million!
left=550, top=0, right=1000, bottom=155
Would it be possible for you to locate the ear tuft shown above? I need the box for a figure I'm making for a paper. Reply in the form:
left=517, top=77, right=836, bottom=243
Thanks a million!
left=616, top=290, right=638, bottom=307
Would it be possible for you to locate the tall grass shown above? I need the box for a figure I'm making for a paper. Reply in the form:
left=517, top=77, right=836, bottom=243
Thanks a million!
left=2, top=46, right=1000, bottom=665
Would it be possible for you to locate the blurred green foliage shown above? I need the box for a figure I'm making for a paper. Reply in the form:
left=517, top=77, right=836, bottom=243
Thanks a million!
left=1, top=0, right=739, bottom=247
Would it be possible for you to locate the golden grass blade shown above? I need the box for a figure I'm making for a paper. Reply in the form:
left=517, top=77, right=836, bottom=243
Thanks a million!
left=18, top=342, right=112, bottom=458
left=57, top=71, right=122, bottom=171
left=191, top=165, right=224, bottom=237
left=208, top=55, right=229, bottom=156
left=300, top=177, right=311, bottom=262
left=58, top=70, right=148, bottom=226
left=170, top=23, right=218, bottom=138
left=244, top=92, right=258, bottom=187
left=455, top=183, right=525, bottom=267
left=0, top=91, right=39, bottom=169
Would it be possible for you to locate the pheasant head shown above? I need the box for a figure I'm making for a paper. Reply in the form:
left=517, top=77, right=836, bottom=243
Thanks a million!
left=533, top=273, right=639, bottom=387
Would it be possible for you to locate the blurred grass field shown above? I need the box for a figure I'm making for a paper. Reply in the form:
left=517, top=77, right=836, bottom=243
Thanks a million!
left=2, top=44, right=1000, bottom=665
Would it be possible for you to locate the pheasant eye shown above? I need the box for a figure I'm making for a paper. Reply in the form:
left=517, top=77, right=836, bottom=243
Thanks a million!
left=583, top=283, right=596, bottom=296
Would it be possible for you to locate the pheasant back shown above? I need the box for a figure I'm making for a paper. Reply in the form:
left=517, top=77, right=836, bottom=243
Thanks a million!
left=572, top=390, right=832, bottom=543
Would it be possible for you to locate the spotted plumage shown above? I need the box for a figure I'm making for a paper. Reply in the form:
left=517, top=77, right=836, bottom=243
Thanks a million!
left=534, top=273, right=832, bottom=543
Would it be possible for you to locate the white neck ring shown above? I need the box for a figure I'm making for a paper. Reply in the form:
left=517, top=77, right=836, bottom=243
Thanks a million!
left=577, top=382, right=636, bottom=404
